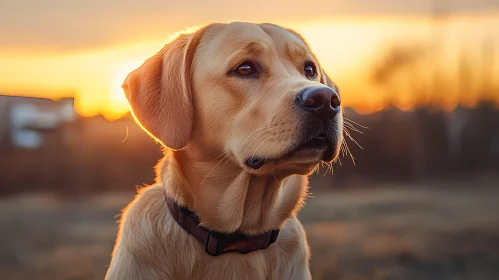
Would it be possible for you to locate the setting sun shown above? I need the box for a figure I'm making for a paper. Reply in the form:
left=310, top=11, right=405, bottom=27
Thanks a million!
left=108, top=60, right=144, bottom=121
left=1, top=15, right=498, bottom=120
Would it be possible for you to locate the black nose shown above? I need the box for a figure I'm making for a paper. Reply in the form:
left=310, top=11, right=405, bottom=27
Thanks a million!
left=295, top=86, right=341, bottom=121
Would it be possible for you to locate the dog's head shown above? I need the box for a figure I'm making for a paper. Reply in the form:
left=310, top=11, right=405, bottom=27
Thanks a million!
left=123, top=22, right=343, bottom=177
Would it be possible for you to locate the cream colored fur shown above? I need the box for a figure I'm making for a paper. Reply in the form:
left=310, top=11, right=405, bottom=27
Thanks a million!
left=105, top=22, right=343, bottom=280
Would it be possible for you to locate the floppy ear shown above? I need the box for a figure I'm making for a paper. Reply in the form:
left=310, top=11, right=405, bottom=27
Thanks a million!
left=320, top=70, right=340, bottom=95
left=122, top=28, right=205, bottom=149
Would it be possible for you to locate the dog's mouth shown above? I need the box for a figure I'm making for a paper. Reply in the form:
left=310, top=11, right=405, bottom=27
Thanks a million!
left=245, top=132, right=336, bottom=170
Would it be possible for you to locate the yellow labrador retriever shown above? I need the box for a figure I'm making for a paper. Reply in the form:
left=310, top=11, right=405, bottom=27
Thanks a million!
left=106, top=22, right=343, bottom=280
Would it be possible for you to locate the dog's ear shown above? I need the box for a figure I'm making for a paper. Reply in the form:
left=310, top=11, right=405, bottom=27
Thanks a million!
left=122, top=28, right=205, bottom=149
left=320, top=70, right=333, bottom=87
left=320, top=70, right=340, bottom=96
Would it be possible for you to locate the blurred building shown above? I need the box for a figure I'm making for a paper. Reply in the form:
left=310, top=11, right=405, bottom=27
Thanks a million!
left=0, top=96, right=161, bottom=195
left=0, top=95, right=75, bottom=149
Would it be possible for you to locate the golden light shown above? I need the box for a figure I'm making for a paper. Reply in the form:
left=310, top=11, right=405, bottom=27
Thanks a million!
left=107, top=60, right=144, bottom=120
left=0, top=15, right=497, bottom=119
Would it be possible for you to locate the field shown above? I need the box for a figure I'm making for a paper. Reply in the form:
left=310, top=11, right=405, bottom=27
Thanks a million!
left=1, top=181, right=499, bottom=280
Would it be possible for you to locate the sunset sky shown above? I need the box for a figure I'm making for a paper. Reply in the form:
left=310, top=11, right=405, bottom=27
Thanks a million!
left=1, top=0, right=498, bottom=120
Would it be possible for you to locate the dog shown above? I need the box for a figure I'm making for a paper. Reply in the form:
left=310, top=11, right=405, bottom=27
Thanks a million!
left=105, top=22, right=343, bottom=280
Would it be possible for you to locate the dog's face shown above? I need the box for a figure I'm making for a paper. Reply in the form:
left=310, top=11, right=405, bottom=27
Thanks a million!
left=124, top=22, right=343, bottom=176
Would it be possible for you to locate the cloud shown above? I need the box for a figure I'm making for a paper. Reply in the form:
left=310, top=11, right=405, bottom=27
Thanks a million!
left=0, top=0, right=498, bottom=51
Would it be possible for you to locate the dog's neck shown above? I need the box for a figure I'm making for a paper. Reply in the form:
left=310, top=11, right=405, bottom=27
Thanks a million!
left=157, top=149, right=308, bottom=235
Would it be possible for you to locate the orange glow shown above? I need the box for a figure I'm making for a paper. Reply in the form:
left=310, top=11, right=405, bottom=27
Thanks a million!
left=108, top=60, right=145, bottom=121
left=0, top=15, right=498, bottom=120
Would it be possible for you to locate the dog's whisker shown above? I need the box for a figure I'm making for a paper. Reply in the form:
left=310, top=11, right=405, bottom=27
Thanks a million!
left=239, top=125, right=269, bottom=153
left=221, top=153, right=232, bottom=168
left=323, top=162, right=331, bottom=176
left=343, top=123, right=364, bottom=134
left=343, top=128, right=363, bottom=150
left=208, top=151, right=230, bottom=162
left=320, top=161, right=329, bottom=174
left=200, top=152, right=229, bottom=186
left=241, top=126, right=274, bottom=154
left=343, top=117, right=368, bottom=129
left=342, top=138, right=356, bottom=165
left=341, top=138, right=348, bottom=157
left=242, top=131, right=269, bottom=155
left=249, top=134, right=274, bottom=160
left=340, top=139, right=347, bottom=158
left=339, top=138, right=354, bottom=164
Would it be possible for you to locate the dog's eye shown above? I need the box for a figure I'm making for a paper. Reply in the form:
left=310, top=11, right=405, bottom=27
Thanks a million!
left=304, top=63, right=317, bottom=78
left=235, top=61, right=257, bottom=76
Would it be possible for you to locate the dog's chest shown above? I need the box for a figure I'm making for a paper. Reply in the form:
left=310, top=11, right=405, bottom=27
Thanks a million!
left=180, top=247, right=306, bottom=280
left=187, top=254, right=273, bottom=280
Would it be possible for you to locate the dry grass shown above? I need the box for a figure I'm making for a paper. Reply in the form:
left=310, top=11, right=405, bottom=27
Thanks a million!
left=1, top=182, right=499, bottom=280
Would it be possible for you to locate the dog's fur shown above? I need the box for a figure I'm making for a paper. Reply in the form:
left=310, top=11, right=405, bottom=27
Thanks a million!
left=106, top=22, right=343, bottom=280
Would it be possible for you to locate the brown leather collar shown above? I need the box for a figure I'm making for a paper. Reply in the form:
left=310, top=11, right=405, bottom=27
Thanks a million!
left=164, top=190, right=279, bottom=256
